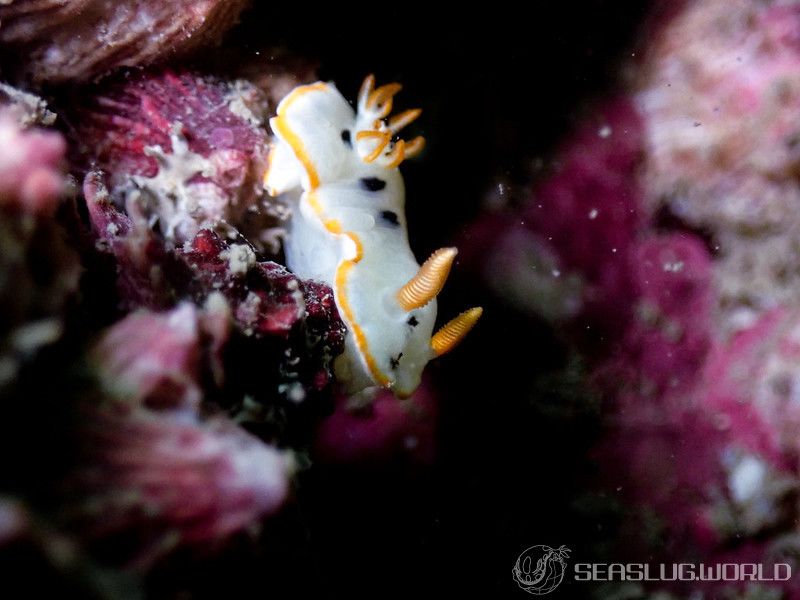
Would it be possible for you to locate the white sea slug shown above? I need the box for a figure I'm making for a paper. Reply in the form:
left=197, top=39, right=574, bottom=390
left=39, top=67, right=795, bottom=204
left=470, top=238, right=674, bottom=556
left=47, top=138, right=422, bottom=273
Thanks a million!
left=264, top=75, right=482, bottom=398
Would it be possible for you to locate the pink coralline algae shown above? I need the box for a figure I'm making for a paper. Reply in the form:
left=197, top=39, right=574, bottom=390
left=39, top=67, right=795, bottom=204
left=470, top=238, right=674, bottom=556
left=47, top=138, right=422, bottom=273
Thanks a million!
left=90, top=302, right=222, bottom=411
left=0, top=0, right=438, bottom=593
left=463, top=97, right=643, bottom=346
left=462, top=0, right=800, bottom=596
left=75, top=407, right=290, bottom=560
left=0, top=110, right=65, bottom=214
left=73, top=70, right=273, bottom=245
left=637, top=0, right=800, bottom=335
left=0, top=65, right=346, bottom=576
left=68, top=304, right=291, bottom=567
left=598, top=232, right=714, bottom=403
left=0, top=0, right=250, bottom=83
left=74, top=69, right=345, bottom=405
left=83, top=175, right=345, bottom=402
left=0, top=100, right=80, bottom=388
left=615, top=3, right=800, bottom=579
left=0, top=82, right=55, bottom=127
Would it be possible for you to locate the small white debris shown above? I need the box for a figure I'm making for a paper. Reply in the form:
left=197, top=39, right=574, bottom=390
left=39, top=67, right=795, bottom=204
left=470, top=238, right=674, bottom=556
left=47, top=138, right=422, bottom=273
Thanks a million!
left=278, top=382, right=306, bottom=404
left=729, top=454, right=767, bottom=504
left=0, top=356, right=18, bottom=387
left=403, top=435, right=419, bottom=450
left=220, top=243, right=256, bottom=276
left=663, top=260, right=685, bottom=273
left=11, top=319, right=63, bottom=354
left=588, top=208, right=599, bottom=219
left=259, top=227, right=287, bottom=255
left=0, top=82, right=56, bottom=126
left=204, top=291, right=230, bottom=315
left=598, top=125, right=612, bottom=138
left=225, top=81, right=266, bottom=126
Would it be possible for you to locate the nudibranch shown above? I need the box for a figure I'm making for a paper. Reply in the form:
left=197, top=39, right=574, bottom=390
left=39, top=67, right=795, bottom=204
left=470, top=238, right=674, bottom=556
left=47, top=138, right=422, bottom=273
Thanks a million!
left=264, top=75, right=482, bottom=397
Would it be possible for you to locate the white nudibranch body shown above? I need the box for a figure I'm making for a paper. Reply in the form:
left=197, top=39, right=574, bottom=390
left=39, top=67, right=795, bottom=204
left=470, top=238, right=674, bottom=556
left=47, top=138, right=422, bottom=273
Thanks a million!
left=265, top=76, right=481, bottom=398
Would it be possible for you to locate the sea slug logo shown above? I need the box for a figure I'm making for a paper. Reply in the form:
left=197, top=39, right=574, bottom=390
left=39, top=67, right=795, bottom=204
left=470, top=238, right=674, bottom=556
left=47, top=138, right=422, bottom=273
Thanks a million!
left=512, top=544, right=792, bottom=593
left=512, top=545, right=571, bottom=595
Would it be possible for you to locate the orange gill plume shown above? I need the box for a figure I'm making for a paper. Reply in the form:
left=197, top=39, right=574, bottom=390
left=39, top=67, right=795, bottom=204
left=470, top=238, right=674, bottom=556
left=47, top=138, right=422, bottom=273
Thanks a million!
left=355, top=74, right=424, bottom=169
left=356, top=130, right=390, bottom=163
left=404, top=136, right=425, bottom=159
left=389, top=109, right=421, bottom=133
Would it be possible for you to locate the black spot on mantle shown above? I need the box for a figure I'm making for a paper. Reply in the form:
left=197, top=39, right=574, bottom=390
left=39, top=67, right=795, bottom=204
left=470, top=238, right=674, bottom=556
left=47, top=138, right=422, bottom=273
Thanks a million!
left=390, top=352, right=403, bottom=369
left=380, top=210, right=400, bottom=226
left=360, top=177, right=386, bottom=192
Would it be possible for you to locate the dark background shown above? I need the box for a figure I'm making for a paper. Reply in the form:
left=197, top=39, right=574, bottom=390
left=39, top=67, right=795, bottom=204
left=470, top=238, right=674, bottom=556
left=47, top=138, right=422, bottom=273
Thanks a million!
left=147, top=3, right=655, bottom=599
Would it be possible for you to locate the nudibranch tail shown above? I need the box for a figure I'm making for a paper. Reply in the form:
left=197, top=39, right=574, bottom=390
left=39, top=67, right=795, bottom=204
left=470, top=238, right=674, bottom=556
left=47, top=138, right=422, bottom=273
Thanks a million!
left=431, top=307, right=484, bottom=357
left=396, top=247, right=458, bottom=312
